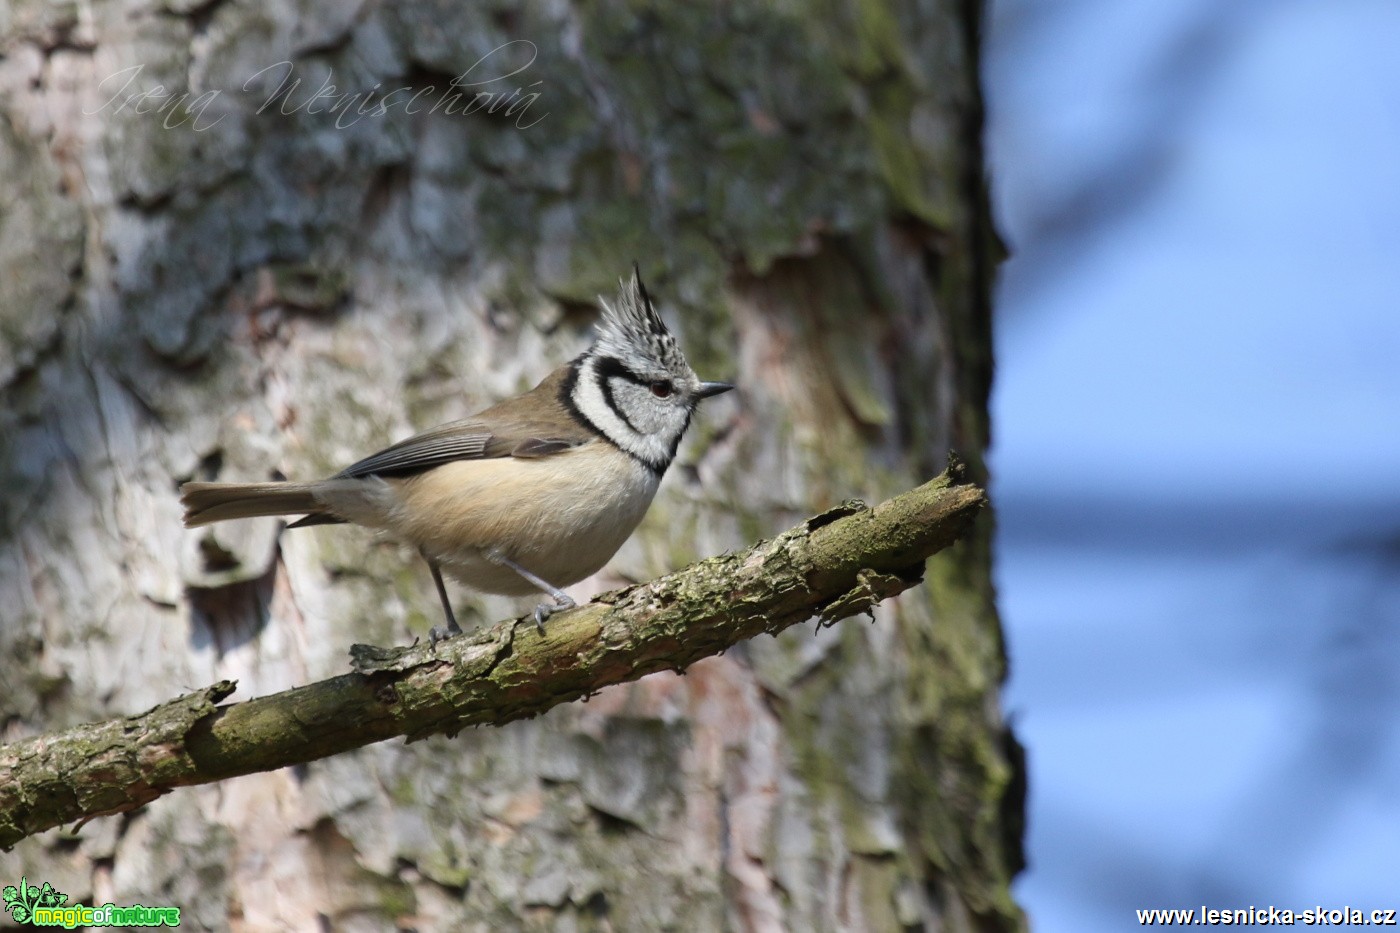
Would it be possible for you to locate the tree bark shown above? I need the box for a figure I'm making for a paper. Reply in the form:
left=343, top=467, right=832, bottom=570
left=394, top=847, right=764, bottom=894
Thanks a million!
left=0, top=1, right=1022, bottom=930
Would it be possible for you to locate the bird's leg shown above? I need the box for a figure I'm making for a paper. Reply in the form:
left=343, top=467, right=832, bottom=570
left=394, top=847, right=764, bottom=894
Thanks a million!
left=422, top=552, right=462, bottom=646
left=485, top=550, right=575, bottom=634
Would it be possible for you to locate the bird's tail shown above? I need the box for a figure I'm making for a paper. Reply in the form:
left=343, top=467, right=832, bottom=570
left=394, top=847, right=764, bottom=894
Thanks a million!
left=180, top=481, right=326, bottom=527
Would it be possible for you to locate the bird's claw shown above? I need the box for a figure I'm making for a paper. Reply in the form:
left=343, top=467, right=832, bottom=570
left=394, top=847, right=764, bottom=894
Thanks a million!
left=531, top=594, right=576, bottom=635
left=428, top=622, right=460, bottom=650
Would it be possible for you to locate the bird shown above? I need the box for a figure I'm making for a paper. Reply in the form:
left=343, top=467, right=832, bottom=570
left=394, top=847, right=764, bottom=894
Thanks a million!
left=181, top=270, right=733, bottom=642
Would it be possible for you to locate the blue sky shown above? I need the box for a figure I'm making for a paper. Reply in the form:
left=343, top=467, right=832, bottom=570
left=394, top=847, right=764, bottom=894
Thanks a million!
left=984, top=0, right=1400, bottom=927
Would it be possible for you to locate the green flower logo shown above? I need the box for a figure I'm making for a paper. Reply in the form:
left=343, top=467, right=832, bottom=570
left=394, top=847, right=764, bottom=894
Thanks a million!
left=3, top=877, right=68, bottom=923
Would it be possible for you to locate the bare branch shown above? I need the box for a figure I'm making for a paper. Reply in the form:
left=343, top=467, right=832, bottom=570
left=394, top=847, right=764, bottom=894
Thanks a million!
left=0, top=463, right=985, bottom=849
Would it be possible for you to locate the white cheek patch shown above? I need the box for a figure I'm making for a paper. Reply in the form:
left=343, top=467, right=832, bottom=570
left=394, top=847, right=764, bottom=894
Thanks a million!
left=612, top=379, right=691, bottom=444
left=571, top=362, right=673, bottom=469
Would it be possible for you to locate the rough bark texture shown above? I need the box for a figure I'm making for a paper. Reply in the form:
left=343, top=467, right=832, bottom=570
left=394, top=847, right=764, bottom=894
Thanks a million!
left=0, top=1, right=1022, bottom=930
left=1, top=471, right=983, bottom=850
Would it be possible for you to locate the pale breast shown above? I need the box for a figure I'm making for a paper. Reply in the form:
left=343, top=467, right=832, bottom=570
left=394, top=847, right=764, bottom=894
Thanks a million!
left=384, top=442, right=661, bottom=595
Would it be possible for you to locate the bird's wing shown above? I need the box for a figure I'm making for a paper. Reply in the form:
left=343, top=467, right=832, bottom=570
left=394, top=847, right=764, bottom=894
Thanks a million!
left=333, top=418, right=592, bottom=479
left=334, top=420, right=494, bottom=478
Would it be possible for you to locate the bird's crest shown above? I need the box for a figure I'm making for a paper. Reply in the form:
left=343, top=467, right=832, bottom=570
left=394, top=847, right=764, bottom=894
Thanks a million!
left=595, top=270, right=686, bottom=375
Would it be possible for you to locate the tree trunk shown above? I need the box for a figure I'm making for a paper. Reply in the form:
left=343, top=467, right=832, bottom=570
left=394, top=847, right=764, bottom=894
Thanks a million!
left=0, top=1, right=1023, bottom=930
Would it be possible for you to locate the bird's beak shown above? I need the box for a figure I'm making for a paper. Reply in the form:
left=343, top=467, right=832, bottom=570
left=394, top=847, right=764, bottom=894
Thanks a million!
left=696, top=381, right=735, bottom=400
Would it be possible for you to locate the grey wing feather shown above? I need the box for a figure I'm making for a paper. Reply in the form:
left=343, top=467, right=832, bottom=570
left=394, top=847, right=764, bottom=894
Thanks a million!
left=511, top=438, right=578, bottom=458
left=333, top=420, right=589, bottom=478
left=335, top=420, right=494, bottom=478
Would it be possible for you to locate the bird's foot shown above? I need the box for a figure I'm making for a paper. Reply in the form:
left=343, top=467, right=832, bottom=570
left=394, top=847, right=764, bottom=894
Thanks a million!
left=428, top=618, right=463, bottom=650
left=532, top=593, right=577, bottom=634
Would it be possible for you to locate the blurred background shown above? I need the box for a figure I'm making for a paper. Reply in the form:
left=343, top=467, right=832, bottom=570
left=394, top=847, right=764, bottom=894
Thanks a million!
left=983, top=0, right=1400, bottom=928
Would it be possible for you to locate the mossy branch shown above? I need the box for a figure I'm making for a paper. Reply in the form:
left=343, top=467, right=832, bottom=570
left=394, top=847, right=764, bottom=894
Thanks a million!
left=0, top=464, right=985, bottom=850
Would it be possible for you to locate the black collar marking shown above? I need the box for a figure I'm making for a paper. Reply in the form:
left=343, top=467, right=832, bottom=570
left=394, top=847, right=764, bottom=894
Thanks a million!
left=558, top=356, right=669, bottom=475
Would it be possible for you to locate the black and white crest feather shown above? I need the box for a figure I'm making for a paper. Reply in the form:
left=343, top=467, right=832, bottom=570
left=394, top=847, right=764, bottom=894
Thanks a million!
left=594, top=272, right=687, bottom=376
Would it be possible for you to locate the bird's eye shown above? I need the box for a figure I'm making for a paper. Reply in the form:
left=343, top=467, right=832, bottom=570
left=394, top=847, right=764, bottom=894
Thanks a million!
left=649, top=380, right=674, bottom=398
